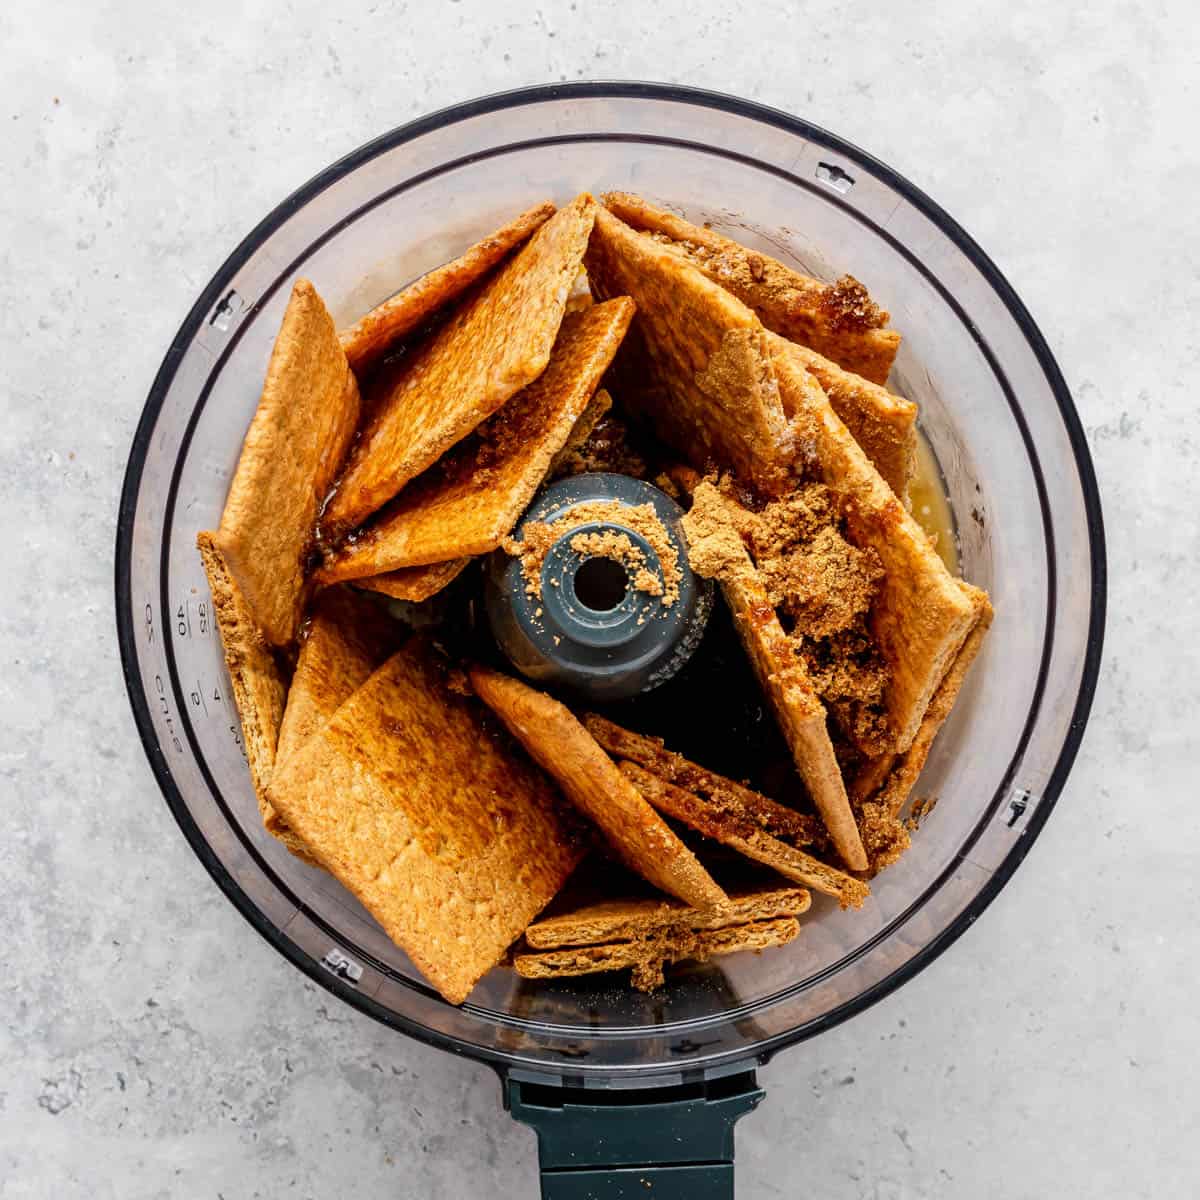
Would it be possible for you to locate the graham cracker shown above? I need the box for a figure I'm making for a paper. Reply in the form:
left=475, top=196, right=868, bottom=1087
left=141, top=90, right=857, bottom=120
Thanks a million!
left=353, top=558, right=471, bottom=603
left=196, top=532, right=314, bottom=863
left=468, top=666, right=727, bottom=909
left=525, top=883, right=810, bottom=949
left=315, top=298, right=634, bottom=583
left=858, top=583, right=993, bottom=813
left=214, top=279, right=360, bottom=646
left=783, top=343, right=917, bottom=502
left=585, top=205, right=796, bottom=497
left=339, top=201, right=555, bottom=374
left=620, top=761, right=868, bottom=908
left=266, top=639, right=583, bottom=1005
left=275, top=587, right=403, bottom=765
left=514, top=916, right=801, bottom=990
left=680, top=481, right=869, bottom=871
left=769, top=333, right=981, bottom=757
left=602, top=192, right=900, bottom=385
left=323, top=194, right=597, bottom=533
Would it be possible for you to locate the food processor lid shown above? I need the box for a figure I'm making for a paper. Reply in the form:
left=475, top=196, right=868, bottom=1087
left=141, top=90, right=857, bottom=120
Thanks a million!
left=115, top=82, right=1106, bottom=1082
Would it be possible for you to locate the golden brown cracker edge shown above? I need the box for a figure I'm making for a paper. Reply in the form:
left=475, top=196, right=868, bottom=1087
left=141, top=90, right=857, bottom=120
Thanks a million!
left=339, top=201, right=556, bottom=374
left=215, top=279, right=360, bottom=646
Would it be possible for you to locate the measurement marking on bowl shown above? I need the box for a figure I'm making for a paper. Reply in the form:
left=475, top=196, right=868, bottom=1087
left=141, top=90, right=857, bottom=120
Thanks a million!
left=322, top=948, right=364, bottom=985
left=1004, top=787, right=1038, bottom=829
left=815, top=161, right=855, bottom=194
left=210, top=289, right=244, bottom=332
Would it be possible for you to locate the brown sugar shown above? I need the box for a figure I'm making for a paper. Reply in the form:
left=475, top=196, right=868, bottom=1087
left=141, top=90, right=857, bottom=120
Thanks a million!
left=549, top=413, right=649, bottom=480
left=819, top=275, right=889, bottom=333
left=679, top=481, right=749, bottom=581
left=503, top=499, right=682, bottom=607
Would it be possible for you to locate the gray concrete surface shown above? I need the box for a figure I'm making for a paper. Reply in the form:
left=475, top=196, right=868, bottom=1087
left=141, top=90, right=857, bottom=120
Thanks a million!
left=2, top=1, right=1196, bottom=1196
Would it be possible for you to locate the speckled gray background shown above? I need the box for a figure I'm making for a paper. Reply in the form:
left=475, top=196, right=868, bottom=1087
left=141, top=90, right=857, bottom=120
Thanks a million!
left=2, top=1, right=1196, bottom=1196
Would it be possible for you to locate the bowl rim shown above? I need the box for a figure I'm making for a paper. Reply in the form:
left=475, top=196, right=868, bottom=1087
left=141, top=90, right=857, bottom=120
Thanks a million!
left=115, top=80, right=1107, bottom=1076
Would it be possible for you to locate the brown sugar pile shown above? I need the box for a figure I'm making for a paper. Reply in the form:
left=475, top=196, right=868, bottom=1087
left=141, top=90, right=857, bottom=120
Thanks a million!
left=818, top=275, right=889, bottom=333
left=504, top=499, right=681, bottom=607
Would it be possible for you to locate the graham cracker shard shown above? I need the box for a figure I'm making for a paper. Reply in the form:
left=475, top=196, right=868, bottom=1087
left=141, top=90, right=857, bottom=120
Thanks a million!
left=196, top=532, right=314, bottom=864
left=782, top=343, right=917, bottom=502
left=549, top=387, right=613, bottom=475
left=602, top=192, right=901, bottom=385
left=768, top=333, right=981, bottom=757
left=524, top=883, right=811, bottom=949
left=266, top=639, right=583, bottom=1005
left=275, top=587, right=404, bottom=764
left=515, top=916, right=802, bottom=991
left=323, top=194, right=598, bottom=532
left=680, top=481, right=869, bottom=871
left=339, top=201, right=555, bottom=374
left=468, top=666, right=727, bottom=909
left=316, top=298, right=635, bottom=583
left=353, top=559, right=471, bottom=603
left=214, top=278, right=360, bottom=646
left=858, top=583, right=993, bottom=815
left=585, top=205, right=795, bottom=496
left=584, top=715, right=868, bottom=909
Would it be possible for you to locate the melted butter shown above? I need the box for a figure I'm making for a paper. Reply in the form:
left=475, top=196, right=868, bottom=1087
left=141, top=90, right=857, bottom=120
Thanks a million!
left=909, top=432, right=959, bottom=575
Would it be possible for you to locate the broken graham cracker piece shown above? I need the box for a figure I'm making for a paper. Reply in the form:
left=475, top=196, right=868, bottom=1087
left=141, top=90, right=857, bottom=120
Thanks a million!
left=768, top=333, right=981, bottom=758
left=782, top=343, right=917, bottom=503
left=468, top=665, right=727, bottom=909
left=856, top=583, right=993, bottom=815
left=583, top=715, right=867, bottom=908
left=602, top=192, right=901, bottom=385
left=681, top=481, right=869, bottom=871
left=323, top=194, right=597, bottom=533
left=214, top=279, right=360, bottom=646
left=585, top=204, right=796, bottom=497
left=315, top=297, right=635, bottom=583
left=524, top=882, right=811, bottom=948
left=515, top=916, right=802, bottom=991
left=583, top=713, right=819, bottom=845
left=267, top=639, right=583, bottom=1005
left=353, top=558, right=472, bottom=603
left=196, top=532, right=315, bottom=864
left=275, top=587, right=404, bottom=764
left=619, top=761, right=868, bottom=909
left=338, top=201, right=555, bottom=375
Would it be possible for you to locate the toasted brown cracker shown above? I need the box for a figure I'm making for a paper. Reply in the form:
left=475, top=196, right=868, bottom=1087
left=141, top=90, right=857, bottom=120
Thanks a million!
left=468, top=666, right=727, bottom=908
left=514, top=916, right=801, bottom=990
left=315, top=298, right=635, bottom=583
left=214, top=279, right=360, bottom=646
left=582, top=715, right=867, bottom=907
left=197, top=532, right=315, bottom=863
left=680, top=481, right=869, bottom=871
left=323, top=195, right=597, bottom=532
left=549, top=387, right=613, bottom=475
left=769, top=333, right=980, bottom=756
left=584, top=714, right=819, bottom=846
left=783, top=344, right=917, bottom=502
left=267, top=640, right=582, bottom=1004
left=354, top=558, right=471, bottom=603
left=603, top=192, right=900, bottom=385
left=275, top=588, right=403, bottom=764
left=585, top=205, right=795, bottom=496
left=524, top=883, right=810, bottom=948
left=620, top=761, right=868, bottom=909
left=859, top=583, right=993, bottom=813
left=338, top=201, right=555, bottom=374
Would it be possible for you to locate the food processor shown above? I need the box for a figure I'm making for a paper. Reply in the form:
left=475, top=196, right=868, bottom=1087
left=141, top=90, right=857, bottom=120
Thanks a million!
left=115, top=83, right=1106, bottom=1197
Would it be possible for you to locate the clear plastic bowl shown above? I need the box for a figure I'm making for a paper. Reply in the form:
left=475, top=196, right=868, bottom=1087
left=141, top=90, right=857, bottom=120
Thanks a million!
left=116, top=83, right=1105, bottom=1086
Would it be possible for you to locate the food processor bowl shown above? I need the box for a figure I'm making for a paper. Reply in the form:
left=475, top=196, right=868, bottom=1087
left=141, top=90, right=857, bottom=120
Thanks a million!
left=116, top=82, right=1104, bottom=1188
